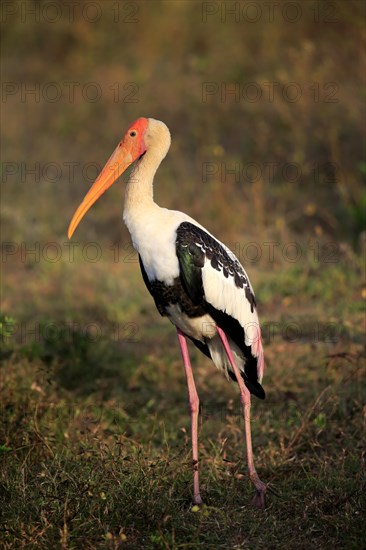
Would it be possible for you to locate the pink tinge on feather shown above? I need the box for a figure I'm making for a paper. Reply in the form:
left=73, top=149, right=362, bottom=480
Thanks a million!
left=251, top=324, right=265, bottom=383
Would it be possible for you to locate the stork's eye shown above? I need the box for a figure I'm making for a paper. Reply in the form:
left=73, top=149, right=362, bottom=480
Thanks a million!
left=130, top=130, right=137, bottom=137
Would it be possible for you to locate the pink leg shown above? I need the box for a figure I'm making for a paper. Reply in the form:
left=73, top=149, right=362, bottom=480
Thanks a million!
left=216, top=326, right=266, bottom=509
left=176, top=328, right=203, bottom=505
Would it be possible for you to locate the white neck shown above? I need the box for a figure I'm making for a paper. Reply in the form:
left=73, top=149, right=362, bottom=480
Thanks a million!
left=123, top=118, right=171, bottom=233
left=124, top=151, right=157, bottom=214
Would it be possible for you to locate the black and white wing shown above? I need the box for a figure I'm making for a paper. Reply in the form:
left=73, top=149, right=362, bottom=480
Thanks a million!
left=176, top=221, right=264, bottom=388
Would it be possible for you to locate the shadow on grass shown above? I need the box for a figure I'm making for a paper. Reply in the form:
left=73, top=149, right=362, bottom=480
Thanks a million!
left=7, top=317, right=138, bottom=396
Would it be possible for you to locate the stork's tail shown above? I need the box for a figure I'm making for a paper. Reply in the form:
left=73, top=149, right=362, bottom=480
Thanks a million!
left=207, top=336, right=266, bottom=399
left=228, top=370, right=265, bottom=399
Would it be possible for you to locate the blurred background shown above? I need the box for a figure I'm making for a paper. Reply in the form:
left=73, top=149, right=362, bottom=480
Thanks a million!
left=0, top=1, right=365, bottom=546
left=2, top=0, right=364, bottom=325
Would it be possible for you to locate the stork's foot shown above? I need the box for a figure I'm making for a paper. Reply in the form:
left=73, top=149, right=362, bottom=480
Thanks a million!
left=251, top=487, right=266, bottom=510
left=250, top=474, right=267, bottom=510
left=193, top=493, right=203, bottom=506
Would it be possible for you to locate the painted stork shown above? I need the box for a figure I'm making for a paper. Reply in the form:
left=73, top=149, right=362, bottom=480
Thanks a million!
left=68, top=118, right=267, bottom=508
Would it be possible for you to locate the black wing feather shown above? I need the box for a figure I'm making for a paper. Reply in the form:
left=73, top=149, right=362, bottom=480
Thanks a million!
left=176, top=222, right=265, bottom=399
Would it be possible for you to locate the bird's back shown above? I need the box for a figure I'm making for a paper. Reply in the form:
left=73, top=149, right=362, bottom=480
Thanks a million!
left=135, top=210, right=265, bottom=398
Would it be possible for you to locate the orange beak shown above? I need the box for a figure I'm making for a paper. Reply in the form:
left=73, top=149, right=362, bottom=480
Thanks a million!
left=68, top=117, right=148, bottom=239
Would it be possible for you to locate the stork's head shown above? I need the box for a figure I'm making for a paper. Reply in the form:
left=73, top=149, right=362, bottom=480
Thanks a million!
left=67, top=117, right=170, bottom=239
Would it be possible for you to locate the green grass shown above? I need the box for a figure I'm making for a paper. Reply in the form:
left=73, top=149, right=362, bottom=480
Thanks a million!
left=1, top=251, right=365, bottom=549
left=1, top=350, right=364, bottom=549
